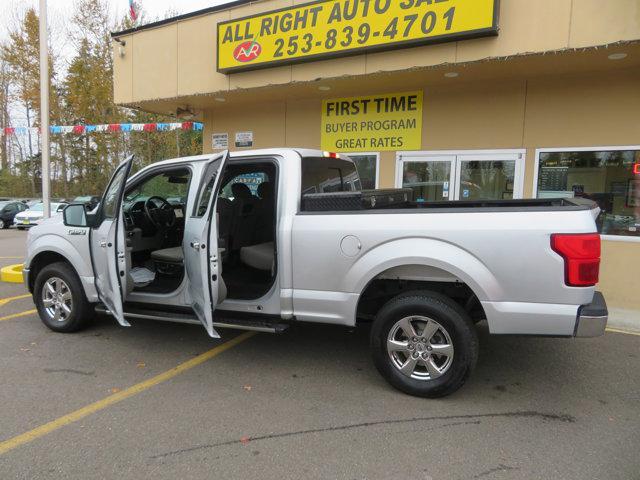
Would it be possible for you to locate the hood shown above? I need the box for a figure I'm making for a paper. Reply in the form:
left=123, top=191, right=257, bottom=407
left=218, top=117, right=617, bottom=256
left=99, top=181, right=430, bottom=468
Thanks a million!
left=36, top=214, right=64, bottom=228
left=17, top=210, right=44, bottom=220
left=28, top=214, right=64, bottom=239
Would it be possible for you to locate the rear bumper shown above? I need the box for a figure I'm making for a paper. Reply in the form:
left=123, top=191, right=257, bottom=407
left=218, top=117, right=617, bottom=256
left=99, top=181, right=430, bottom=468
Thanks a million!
left=574, top=291, right=608, bottom=337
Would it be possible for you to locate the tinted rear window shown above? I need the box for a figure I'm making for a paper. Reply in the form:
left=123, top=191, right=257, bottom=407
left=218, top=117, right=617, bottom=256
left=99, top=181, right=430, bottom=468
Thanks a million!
left=301, top=157, right=360, bottom=195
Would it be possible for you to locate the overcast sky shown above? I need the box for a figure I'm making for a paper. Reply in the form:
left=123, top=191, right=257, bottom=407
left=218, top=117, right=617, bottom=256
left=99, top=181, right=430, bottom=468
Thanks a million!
left=0, top=1, right=234, bottom=125
left=1, top=0, right=233, bottom=40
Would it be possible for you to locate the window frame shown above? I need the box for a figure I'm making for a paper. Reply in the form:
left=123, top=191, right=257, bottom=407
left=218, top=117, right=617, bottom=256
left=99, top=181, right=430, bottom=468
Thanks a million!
left=121, top=165, right=193, bottom=219
left=533, top=145, right=640, bottom=243
left=395, top=149, right=526, bottom=200
left=343, top=152, right=380, bottom=189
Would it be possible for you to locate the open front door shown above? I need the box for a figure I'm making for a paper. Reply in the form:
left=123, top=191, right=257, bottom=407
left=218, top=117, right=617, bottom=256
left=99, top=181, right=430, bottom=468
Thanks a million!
left=90, top=156, right=134, bottom=327
left=183, top=151, right=229, bottom=338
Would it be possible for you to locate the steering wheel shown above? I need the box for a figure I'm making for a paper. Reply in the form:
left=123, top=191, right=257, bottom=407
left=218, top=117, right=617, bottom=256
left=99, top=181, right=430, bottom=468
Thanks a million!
left=143, top=196, right=176, bottom=229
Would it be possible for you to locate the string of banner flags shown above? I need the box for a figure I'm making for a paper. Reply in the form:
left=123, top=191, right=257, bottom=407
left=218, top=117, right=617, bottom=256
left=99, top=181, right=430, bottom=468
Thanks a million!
left=1, top=122, right=203, bottom=136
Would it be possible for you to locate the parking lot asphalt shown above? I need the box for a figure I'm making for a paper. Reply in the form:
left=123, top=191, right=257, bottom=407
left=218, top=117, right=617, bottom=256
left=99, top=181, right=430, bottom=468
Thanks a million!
left=0, top=227, right=639, bottom=479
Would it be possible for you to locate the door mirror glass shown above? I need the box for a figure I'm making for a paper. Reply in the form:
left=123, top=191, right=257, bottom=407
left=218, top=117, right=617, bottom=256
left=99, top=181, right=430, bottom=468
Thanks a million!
left=63, top=204, right=87, bottom=227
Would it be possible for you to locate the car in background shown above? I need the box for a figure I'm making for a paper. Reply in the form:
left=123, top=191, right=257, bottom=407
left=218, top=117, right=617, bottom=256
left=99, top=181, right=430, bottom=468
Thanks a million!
left=14, top=202, right=68, bottom=229
left=19, top=199, right=42, bottom=208
left=0, top=201, right=28, bottom=229
left=73, top=195, right=100, bottom=211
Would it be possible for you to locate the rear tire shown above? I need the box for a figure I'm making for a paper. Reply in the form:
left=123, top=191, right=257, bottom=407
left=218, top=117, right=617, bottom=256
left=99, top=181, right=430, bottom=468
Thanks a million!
left=34, top=262, right=92, bottom=333
left=17, top=227, right=24, bottom=230
left=370, top=291, right=478, bottom=398
left=0, top=219, right=7, bottom=229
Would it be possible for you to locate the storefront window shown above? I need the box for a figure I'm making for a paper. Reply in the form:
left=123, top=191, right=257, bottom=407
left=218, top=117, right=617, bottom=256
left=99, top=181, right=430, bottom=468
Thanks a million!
left=403, top=160, right=451, bottom=202
left=398, top=151, right=523, bottom=202
left=537, top=149, right=640, bottom=237
left=345, top=153, right=378, bottom=190
left=459, top=160, right=516, bottom=200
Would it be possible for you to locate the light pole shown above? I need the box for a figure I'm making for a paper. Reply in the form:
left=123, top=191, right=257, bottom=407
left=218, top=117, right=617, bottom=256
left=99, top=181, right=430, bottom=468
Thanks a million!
left=39, top=0, right=50, bottom=218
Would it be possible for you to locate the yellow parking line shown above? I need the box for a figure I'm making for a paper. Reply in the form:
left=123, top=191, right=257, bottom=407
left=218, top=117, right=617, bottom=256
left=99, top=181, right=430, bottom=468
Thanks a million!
left=0, top=331, right=256, bottom=456
left=0, top=294, right=31, bottom=307
left=606, top=327, right=640, bottom=337
left=0, top=309, right=37, bottom=322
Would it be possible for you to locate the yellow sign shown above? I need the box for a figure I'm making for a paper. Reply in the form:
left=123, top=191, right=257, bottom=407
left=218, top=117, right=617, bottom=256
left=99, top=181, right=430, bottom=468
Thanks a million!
left=321, top=91, right=423, bottom=152
left=217, top=0, right=499, bottom=73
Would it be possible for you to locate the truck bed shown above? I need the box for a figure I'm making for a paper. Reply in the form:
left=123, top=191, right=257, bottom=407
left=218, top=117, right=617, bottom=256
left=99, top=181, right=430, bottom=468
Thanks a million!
left=302, top=191, right=597, bottom=214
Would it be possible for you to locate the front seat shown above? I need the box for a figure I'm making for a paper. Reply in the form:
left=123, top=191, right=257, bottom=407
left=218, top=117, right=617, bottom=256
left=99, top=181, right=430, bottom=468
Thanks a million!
left=150, top=246, right=183, bottom=264
left=230, top=183, right=258, bottom=251
left=254, top=182, right=274, bottom=244
left=240, top=242, right=274, bottom=272
left=150, top=246, right=227, bottom=302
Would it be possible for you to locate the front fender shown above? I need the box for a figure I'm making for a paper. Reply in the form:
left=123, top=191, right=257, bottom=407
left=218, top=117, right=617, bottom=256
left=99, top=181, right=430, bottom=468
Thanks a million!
left=343, top=237, right=503, bottom=302
left=26, top=234, right=92, bottom=276
left=25, top=233, right=98, bottom=302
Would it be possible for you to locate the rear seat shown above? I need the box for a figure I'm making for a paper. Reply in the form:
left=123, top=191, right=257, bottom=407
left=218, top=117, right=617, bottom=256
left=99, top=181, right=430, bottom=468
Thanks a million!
left=240, top=242, right=274, bottom=271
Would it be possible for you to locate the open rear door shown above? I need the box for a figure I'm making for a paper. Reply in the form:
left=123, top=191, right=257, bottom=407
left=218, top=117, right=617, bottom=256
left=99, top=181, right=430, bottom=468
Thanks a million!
left=183, top=151, right=229, bottom=337
left=90, top=156, right=134, bottom=327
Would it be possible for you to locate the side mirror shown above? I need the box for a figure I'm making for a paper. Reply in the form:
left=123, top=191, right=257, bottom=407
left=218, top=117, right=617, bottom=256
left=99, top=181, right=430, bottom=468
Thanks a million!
left=63, top=203, right=88, bottom=227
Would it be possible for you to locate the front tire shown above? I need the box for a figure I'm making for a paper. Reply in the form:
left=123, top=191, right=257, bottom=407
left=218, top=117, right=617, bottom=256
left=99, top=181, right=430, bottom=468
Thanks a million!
left=34, top=262, right=92, bottom=333
left=370, top=291, right=478, bottom=398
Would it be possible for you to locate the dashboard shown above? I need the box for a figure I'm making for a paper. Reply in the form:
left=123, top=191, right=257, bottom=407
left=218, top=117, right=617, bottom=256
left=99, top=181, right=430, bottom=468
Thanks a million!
left=123, top=198, right=186, bottom=233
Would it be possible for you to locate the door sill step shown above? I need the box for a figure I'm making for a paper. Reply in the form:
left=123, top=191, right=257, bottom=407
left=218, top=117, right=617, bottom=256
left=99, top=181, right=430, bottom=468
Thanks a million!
left=95, top=304, right=289, bottom=333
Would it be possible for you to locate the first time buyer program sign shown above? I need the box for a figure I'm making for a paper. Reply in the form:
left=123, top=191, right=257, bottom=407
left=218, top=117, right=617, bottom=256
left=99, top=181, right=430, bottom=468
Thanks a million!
left=322, top=91, right=423, bottom=152
left=217, top=0, right=499, bottom=72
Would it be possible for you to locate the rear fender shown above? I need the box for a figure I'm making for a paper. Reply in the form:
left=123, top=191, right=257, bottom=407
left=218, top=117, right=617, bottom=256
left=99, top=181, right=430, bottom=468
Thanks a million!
left=344, top=238, right=503, bottom=302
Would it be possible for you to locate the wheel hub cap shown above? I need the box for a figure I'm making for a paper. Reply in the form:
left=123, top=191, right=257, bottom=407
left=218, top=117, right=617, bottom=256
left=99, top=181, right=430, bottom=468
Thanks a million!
left=386, top=316, right=454, bottom=381
left=42, top=277, right=73, bottom=323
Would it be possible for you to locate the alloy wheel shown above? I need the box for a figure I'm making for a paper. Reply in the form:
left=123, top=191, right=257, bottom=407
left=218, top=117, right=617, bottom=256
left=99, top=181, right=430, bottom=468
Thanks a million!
left=387, top=316, right=454, bottom=381
left=42, top=277, right=73, bottom=323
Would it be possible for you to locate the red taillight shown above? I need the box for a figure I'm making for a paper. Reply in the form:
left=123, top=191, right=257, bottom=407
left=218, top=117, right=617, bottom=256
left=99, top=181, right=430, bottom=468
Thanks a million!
left=634, top=163, right=640, bottom=175
left=323, top=151, right=340, bottom=159
left=551, top=233, right=601, bottom=287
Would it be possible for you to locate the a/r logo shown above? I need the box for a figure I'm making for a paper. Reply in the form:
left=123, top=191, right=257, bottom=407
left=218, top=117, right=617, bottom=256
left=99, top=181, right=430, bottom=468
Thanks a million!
left=233, top=40, right=262, bottom=62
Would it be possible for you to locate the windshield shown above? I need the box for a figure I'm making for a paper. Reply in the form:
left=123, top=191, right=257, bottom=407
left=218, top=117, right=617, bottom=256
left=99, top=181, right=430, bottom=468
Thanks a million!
left=0, top=201, right=8, bottom=209
left=125, top=170, right=190, bottom=203
left=74, top=196, right=93, bottom=201
left=27, top=203, right=62, bottom=212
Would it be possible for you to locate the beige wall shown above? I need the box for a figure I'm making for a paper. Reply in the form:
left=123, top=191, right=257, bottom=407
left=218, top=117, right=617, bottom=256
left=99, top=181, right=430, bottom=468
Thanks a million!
left=112, top=0, right=640, bottom=312
left=202, top=68, right=640, bottom=311
left=113, top=0, right=640, bottom=105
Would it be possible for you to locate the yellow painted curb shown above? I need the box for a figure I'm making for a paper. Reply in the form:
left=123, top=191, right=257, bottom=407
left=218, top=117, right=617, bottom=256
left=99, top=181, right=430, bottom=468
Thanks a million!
left=0, top=264, right=23, bottom=283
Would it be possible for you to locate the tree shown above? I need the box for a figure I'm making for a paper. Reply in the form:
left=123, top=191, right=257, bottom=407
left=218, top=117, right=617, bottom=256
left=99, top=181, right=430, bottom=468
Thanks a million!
left=0, top=59, right=10, bottom=171
left=1, top=8, right=61, bottom=197
left=0, top=2, right=204, bottom=199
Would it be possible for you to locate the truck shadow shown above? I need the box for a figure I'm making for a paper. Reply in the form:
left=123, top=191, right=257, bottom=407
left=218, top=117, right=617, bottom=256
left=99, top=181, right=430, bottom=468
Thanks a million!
left=87, top=314, right=611, bottom=405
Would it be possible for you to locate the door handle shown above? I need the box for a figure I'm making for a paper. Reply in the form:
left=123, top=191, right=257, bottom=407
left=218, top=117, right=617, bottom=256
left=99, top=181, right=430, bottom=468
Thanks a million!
left=190, top=241, right=201, bottom=250
left=100, top=241, right=108, bottom=248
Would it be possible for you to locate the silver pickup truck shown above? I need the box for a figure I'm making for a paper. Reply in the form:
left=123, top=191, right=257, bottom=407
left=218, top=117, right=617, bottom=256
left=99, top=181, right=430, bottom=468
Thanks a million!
left=23, top=149, right=608, bottom=397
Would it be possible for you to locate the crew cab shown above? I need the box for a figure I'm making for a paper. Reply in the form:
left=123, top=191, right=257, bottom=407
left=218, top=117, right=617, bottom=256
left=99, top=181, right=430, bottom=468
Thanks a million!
left=23, top=149, right=608, bottom=397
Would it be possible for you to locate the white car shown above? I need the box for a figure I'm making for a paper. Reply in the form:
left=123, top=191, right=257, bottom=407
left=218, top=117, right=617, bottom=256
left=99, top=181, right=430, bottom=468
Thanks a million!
left=14, top=202, right=67, bottom=229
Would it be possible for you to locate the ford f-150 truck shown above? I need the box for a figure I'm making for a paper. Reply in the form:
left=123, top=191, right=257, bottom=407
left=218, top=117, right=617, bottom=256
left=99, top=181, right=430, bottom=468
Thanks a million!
left=23, top=149, right=608, bottom=397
